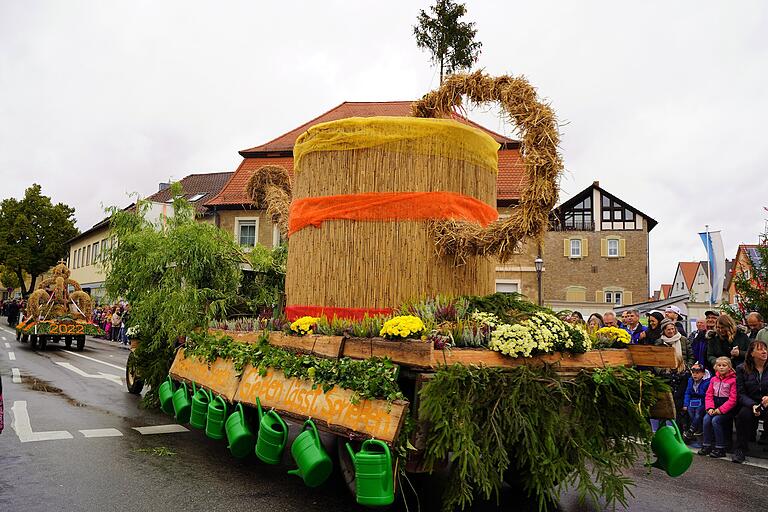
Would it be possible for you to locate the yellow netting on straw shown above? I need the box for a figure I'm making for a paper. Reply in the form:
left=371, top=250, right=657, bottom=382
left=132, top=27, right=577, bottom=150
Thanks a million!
left=293, top=116, right=499, bottom=173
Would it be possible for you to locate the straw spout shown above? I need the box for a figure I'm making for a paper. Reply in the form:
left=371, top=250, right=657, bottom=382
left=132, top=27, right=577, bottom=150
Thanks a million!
left=246, top=165, right=293, bottom=237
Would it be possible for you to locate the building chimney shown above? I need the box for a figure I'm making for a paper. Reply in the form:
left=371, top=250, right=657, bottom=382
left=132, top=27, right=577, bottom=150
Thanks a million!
left=592, top=180, right=600, bottom=188
left=159, top=182, right=171, bottom=192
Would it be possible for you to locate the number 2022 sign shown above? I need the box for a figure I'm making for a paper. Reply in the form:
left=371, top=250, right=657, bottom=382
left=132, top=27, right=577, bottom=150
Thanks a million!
left=48, top=324, right=85, bottom=335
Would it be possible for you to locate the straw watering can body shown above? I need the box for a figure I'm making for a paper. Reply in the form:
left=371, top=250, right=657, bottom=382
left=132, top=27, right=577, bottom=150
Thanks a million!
left=158, top=376, right=175, bottom=415
left=172, top=381, right=192, bottom=423
left=205, top=394, right=228, bottom=440
left=255, top=397, right=288, bottom=464
left=189, top=383, right=211, bottom=430
left=225, top=403, right=256, bottom=459
left=345, top=439, right=394, bottom=506
left=288, top=419, right=333, bottom=487
left=650, top=420, right=693, bottom=477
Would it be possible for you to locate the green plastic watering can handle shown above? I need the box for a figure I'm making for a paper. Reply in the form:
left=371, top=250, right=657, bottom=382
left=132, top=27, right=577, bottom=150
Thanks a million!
left=192, top=381, right=196, bottom=394
left=236, top=402, right=246, bottom=426
left=256, top=396, right=263, bottom=420
left=215, top=394, right=227, bottom=410
left=166, top=375, right=174, bottom=389
left=180, top=381, right=188, bottom=394
left=303, top=419, right=320, bottom=446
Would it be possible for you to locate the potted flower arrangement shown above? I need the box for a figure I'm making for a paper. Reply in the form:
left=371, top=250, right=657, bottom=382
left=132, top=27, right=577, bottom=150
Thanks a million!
left=593, top=326, right=631, bottom=348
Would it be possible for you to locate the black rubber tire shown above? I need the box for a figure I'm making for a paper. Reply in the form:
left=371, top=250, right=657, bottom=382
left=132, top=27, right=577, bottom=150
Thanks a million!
left=21, top=333, right=28, bottom=343
left=30, top=335, right=39, bottom=349
left=16, top=329, right=21, bottom=341
left=126, top=351, right=144, bottom=394
left=64, top=336, right=73, bottom=349
left=76, top=335, right=85, bottom=351
left=39, top=336, right=48, bottom=351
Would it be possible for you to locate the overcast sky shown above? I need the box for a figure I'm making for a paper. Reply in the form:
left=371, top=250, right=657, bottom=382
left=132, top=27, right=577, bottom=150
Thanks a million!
left=1, top=1, right=766, bottom=293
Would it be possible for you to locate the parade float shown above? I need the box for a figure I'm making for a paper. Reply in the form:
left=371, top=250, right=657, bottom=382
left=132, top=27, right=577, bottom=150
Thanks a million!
left=15, top=261, right=104, bottom=351
left=152, top=72, right=689, bottom=511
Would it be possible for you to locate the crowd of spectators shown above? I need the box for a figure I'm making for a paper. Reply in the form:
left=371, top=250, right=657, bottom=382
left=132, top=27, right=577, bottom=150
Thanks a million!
left=92, top=303, right=130, bottom=345
left=576, top=306, right=768, bottom=464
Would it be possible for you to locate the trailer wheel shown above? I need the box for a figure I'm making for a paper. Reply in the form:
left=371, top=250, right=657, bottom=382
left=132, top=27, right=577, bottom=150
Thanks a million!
left=21, top=333, right=29, bottom=343
left=30, top=335, right=39, bottom=349
left=64, top=336, right=72, bottom=349
left=76, top=335, right=85, bottom=351
left=16, top=329, right=21, bottom=341
left=39, top=336, right=48, bottom=351
left=126, top=351, right=144, bottom=394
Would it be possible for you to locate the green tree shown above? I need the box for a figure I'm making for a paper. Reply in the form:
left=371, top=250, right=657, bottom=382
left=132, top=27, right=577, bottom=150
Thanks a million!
left=0, top=184, right=79, bottom=296
left=413, top=0, right=482, bottom=83
left=104, top=184, right=244, bottom=404
left=0, top=266, right=21, bottom=292
left=731, top=236, right=768, bottom=321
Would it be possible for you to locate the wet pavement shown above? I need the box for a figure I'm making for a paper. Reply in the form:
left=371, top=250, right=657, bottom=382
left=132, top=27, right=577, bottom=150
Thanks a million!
left=0, top=323, right=766, bottom=511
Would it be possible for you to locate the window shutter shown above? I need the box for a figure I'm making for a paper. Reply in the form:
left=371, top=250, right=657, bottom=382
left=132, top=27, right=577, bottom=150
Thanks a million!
left=619, top=238, right=626, bottom=257
left=582, top=238, right=589, bottom=257
left=564, top=239, right=570, bottom=257
left=624, top=291, right=633, bottom=305
left=595, top=290, right=603, bottom=303
left=601, top=238, right=608, bottom=257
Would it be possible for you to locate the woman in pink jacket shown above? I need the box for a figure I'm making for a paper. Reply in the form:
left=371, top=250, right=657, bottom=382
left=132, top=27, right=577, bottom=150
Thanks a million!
left=698, top=356, right=738, bottom=458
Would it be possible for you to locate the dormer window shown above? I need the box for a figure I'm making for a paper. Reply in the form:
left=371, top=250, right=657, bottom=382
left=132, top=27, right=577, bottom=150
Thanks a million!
left=601, top=195, right=637, bottom=229
left=563, top=196, right=593, bottom=230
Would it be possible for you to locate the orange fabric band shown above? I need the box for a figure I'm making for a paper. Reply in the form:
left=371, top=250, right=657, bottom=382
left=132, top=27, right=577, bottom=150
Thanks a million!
left=288, top=191, right=498, bottom=235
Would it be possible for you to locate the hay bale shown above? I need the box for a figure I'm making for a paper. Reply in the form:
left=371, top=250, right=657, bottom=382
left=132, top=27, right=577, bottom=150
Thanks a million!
left=246, top=165, right=292, bottom=237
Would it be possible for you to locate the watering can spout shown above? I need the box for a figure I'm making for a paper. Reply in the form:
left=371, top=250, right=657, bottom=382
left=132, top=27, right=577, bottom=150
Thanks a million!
left=287, top=468, right=302, bottom=477
left=345, top=442, right=355, bottom=461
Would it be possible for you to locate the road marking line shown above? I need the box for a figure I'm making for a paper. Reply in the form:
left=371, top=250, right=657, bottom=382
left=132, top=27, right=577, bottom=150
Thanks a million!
left=12, top=367, right=21, bottom=383
left=11, top=401, right=73, bottom=442
left=8, top=352, right=16, bottom=360
left=65, top=350, right=126, bottom=371
left=132, top=425, right=189, bottom=435
left=79, top=428, right=124, bottom=438
left=54, top=361, right=123, bottom=386
left=4, top=342, right=10, bottom=348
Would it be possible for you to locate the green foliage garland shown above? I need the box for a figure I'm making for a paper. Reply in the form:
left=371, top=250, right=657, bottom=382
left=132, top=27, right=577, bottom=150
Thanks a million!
left=419, top=364, right=669, bottom=511
left=184, top=331, right=405, bottom=404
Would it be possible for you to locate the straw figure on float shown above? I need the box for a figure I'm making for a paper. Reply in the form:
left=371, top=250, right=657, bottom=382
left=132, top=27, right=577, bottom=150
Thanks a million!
left=247, top=71, right=562, bottom=267
left=26, top=261, right=94, bottom=321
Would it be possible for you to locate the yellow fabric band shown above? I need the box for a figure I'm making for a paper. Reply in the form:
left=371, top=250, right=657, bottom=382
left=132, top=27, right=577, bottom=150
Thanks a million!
left=293, top=116, right=500, bottom=173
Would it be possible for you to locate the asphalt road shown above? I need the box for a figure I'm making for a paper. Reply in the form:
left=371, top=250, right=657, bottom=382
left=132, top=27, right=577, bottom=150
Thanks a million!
left=0, top=322, right=766, bottom=512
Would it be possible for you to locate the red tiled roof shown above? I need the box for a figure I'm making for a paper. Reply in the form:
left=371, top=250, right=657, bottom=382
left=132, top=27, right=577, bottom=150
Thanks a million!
left=146, top=172, right=233, bottom=214
left=208, top=101, right=522, bottom=207
left=660, top=284, right=672, bottom=299
left=678, top=262, right=700, bottom=289
left=240, top=101, right=516, bottom=155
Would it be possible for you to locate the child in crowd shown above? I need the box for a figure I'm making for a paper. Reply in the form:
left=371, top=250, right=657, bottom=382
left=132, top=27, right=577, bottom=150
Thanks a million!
left=682, top=362, right=710, bottom=442
left=699, top=356, right=738, bottom=458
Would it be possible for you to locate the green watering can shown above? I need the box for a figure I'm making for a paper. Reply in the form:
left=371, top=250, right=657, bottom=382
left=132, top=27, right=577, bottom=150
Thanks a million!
left=650, top=420, right=693, bottom=477
left=346, top=439, right=394, bottom=507
left=225, top=403, right=257, bottom=459
left=158, top=376, right=175, bottom=415
left=171, top=381, right=192, bottom=423
left=288, top=419, right=333, bottom=487
left=255, top=397, right=288, bottom=464
left=189, top=383, right=211, bottom=430
left=205, top=394, right=228, bottom=440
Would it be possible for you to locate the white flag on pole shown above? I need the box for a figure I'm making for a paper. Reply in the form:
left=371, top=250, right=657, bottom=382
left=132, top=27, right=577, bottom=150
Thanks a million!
left=698, top=230, right=726, bottom=304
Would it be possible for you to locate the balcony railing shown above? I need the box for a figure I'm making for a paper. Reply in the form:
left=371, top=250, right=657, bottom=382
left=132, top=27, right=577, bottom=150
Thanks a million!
left=548, top=220, right=595, bottom=232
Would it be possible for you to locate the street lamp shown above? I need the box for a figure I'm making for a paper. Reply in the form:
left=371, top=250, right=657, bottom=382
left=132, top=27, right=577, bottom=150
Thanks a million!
left=534, top=256, right=544, bottom=306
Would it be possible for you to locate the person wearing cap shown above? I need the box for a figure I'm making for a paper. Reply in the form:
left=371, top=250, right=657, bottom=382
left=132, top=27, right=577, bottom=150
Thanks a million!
left=707, top=314, right=751, bottom=369
left=664, top=305, right=687, bottom=336
left=745, top=312, right=765, bottom=340
left=682, top=362, right=710, bottom=442
left=655, top=318, right=694, bottom=429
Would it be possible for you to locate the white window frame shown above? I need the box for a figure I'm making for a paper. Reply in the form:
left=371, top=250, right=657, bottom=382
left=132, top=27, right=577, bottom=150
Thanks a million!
left=607, top=238, right=619, bottom=257
left=604, top=289, right=623, bottom=306
left=570, top=238, right=582, bottom=258
left=272, top=223, right=281, bottom=248
left=235, top=217, right=259, bottom=249
left=495, top=279, right=521, bottom=294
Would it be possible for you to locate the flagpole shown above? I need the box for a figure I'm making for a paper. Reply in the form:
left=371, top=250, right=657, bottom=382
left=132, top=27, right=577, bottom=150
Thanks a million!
left=706, top=224, right=712, bottom=305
